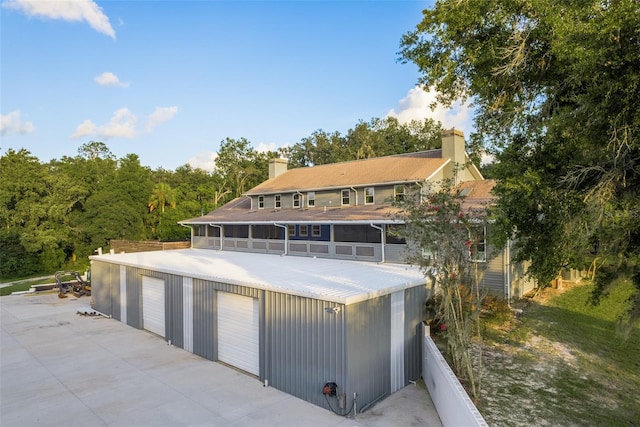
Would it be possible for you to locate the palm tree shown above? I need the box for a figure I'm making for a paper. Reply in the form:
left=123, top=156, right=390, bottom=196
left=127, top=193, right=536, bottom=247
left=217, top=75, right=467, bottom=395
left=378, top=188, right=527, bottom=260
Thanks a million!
left=148, top=182, right=176, bottom=213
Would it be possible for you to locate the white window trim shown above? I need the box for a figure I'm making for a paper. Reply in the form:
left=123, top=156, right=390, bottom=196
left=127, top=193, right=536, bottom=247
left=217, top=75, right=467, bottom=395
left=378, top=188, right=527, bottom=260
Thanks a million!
left=469, top=226, right=487, bottom=263
left=258, top=196, right=264, bottom=209
left=287, top=224, right=295, bottom=236
left=293, top=193, right=301, bottom=208
left=312, top=225, right=321, bottom=237
left=365, top=187, right=375, bottom=205
left=299, top=225, right=308, bottom=237
left=275, top=194, right=281, bottom=209
left=341, top=189, right=350, bottom=206
left=394, top=185, right=405, bottom=202
left=307, top=192, right=315, bottom=207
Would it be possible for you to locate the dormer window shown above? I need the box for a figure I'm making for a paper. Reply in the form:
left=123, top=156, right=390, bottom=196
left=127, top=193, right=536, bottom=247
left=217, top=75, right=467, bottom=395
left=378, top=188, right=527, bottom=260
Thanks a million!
left=258, top=196, right=264, bottom=209
left=394, top=185, right=405, bottom=202
left=275, top=194, right=281, bottom=209
left=365, top=187, right=374, bottom=204
left=341, top=189, right=350, bottom=206
left=293, top=193, right=301, bottom=208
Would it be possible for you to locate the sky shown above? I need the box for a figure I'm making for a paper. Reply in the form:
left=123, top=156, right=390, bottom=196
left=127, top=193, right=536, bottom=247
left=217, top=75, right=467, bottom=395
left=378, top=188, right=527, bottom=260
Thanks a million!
left=1, top=0, right=473, bottom=172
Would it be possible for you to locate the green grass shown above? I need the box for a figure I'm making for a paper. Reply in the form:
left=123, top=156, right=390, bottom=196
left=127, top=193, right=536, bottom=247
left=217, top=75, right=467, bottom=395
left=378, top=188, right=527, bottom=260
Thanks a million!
left=479, top=281, right=640, bottom=426
left=0, top=276, right=56, bottom=296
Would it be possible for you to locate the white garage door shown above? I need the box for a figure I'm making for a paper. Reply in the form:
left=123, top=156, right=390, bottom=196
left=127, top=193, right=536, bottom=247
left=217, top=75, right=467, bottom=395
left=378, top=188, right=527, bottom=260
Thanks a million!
left=142, top=276, right=165, bottom=337
left=217, top=292, right=259, bottom=376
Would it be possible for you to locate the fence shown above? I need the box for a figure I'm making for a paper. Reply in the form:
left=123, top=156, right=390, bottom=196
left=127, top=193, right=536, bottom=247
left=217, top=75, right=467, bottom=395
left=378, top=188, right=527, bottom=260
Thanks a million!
left=421, top=322, right=488, bottom=427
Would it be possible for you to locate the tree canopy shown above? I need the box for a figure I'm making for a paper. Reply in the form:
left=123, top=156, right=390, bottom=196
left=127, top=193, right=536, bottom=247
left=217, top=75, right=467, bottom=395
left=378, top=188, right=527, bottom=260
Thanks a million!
left=0, top=116, right=444, bottom=279
left=400, top=0, right=640, bottom=329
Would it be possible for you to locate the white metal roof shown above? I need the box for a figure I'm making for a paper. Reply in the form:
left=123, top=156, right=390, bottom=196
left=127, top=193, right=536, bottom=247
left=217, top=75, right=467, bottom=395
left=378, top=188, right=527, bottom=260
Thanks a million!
left=90, top=249, right=426, bottom=305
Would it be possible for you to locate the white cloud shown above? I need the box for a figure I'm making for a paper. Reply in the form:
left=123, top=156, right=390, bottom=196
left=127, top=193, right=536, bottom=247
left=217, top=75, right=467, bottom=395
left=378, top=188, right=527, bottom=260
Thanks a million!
left=188, top=151, right=217, bottom=173
left=94, top=71, right=128, bottom=87
left=72, top=106, right=177, bottom=139
left=3, top=0, right=115, bottom=39
left=387, top=86, right=474, bottom=137
left=0, top=110, right=35, bottom=136
left=72, top=107, right=137, bottom=139
left=255, top=142, right=284, bottom=153
left=145, top=106, right=178, bottom=132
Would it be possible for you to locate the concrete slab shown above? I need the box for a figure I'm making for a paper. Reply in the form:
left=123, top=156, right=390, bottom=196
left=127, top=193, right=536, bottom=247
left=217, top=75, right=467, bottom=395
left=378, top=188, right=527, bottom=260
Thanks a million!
left=1, top=293, right=442, bottom=427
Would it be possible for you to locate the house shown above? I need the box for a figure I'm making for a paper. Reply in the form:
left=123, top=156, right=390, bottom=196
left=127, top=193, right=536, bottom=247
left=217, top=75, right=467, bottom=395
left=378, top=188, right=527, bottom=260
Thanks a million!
left=89, top=129, right=534, bottom=414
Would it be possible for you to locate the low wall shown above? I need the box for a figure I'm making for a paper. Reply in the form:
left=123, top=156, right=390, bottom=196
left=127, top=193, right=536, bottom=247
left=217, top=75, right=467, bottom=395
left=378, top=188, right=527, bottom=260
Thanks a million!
left=421, top=323, right=488, bottom=427
left=109, top=240, right=190, bottom=253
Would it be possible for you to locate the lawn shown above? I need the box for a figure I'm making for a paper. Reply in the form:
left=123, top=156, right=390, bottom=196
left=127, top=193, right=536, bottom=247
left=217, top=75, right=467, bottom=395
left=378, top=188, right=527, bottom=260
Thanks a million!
left=478, top=280, right=640, bottom=426
left=0, top=276, right=55, bottom=296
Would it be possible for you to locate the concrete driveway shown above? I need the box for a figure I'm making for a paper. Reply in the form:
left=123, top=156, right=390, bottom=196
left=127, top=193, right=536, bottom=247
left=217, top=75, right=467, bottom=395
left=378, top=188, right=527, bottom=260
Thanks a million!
left=1, top=293, right=442, bottom=427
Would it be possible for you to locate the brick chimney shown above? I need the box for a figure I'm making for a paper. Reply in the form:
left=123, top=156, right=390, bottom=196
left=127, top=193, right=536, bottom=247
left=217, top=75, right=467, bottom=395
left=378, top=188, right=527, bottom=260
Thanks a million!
left=268, top=158, right=288, bottom=179
left=441, top=128, right=466, bottom=184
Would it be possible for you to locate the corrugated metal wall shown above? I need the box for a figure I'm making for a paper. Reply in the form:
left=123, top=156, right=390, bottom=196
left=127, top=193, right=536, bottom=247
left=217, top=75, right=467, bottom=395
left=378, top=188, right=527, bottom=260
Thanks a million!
left=404, top=284, right=427, bottom=383
left=345, top=296, right=391, bottom=412
left=263, top=292, right=346, bottom=409
left=91, top=261, right=114, bottom=316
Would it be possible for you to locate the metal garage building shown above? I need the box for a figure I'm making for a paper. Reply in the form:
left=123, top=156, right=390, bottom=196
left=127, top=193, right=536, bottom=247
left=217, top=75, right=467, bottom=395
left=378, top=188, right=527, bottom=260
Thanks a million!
left=89, top=249, right=428, bottom=413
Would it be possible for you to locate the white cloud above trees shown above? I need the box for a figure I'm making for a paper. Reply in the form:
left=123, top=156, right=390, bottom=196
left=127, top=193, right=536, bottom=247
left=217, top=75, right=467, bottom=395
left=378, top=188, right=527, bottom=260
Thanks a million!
left=3, top=0, right=115, bottom=39
left=145, top=107, right=178, bottom=132
left=72, top=106, right=177, bottom=139
left=0, top=110, right=35, bottom=136
left=94, top=72, right=128, bottom=87
left=387, top=86, right=473, bottom=136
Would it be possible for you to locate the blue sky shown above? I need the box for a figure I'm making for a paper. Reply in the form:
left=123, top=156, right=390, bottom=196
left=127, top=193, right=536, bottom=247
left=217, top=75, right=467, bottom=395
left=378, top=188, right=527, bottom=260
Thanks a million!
left=1, top=0, right=472, bottom=171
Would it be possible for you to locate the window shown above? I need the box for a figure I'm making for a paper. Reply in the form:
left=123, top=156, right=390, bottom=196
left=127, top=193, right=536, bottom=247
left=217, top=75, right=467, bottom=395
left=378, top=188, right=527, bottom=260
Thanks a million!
left=224, top=225, right=249, bottom=238
left=307, top=192, right=315, bottom=207
left=365, top=187, right=374, bottom=204
left=258, top=196, right=264, bottom=209
left=288, top=225, right=295, bottom=236
left=385, top=225, right=406, bottom=245
left=293, top=193, right=301, bottom=208
left=341, top=189, right=350, bottom=206
left=207, top=225, right=220, bottom=237
left=469, top=226, right=487, bottom=262
left=334, top=225, right=381, bottom=243
left=275, top=194, right=281, bottom=209
left=394, top=185, right=405, bottom=202
left=194, top=225, right=206, bottom=236
left=299, top=225, right=308, bottom=237
left=312, top=225, right=321, bottom=237
left=252, top=225, right=284, bottom=240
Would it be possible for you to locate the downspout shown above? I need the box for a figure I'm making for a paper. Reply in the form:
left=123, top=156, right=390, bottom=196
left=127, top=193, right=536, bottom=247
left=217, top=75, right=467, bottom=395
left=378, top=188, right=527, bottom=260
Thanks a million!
left=369, top=223, right=385, bottom=263
left=273, top=223, right=288, bottom=256
left=179, top=224, right=194, bottom=248
left=208, top=224, right=223, bottom=251
left=350, top=187, right=358, bottom=206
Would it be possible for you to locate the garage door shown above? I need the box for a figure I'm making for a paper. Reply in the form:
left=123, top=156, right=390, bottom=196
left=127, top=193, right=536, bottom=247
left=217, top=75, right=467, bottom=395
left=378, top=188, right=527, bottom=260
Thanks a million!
left=217, top=292, right=259, bottom=376
left=142, top=276, right=165, bottom=337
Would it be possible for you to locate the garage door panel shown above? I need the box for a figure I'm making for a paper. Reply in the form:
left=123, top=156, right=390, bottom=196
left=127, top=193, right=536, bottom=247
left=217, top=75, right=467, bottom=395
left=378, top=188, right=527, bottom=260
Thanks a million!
left=142, top=276, right=165, bottom=337
left=217, top=292, right=259, bottom=376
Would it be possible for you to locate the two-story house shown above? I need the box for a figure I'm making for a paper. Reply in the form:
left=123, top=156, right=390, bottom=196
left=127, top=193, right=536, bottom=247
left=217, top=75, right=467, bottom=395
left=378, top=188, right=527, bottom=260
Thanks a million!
left=89, top=129, right=533, bottom=414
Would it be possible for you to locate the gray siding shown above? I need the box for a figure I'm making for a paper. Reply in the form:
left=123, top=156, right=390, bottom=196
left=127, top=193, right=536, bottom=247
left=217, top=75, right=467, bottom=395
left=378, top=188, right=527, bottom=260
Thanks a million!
left=481, top=250, right=506, bottom=296
left=404, top=285, right=427, bottom=384
left=125, top=266, right=141, bottom=328
left=263, top=292, right=346, bottom=409
left=193, top=279, right=216, bottom=361
left=91, top=261, right=115, bottom=316
left=345, top=296, right=392, bottom=412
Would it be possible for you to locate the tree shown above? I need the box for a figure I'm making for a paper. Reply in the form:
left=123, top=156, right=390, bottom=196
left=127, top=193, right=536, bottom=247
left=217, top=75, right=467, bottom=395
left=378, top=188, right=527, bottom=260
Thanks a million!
left=395, top=181, right=487, bottom=401
left=399, top=0, right=640, bottom=331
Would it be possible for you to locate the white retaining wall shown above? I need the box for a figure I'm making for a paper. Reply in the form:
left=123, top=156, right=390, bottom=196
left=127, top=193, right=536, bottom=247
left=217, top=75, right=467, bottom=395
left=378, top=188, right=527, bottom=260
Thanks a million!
left=421, top=323, right=488, bottom=427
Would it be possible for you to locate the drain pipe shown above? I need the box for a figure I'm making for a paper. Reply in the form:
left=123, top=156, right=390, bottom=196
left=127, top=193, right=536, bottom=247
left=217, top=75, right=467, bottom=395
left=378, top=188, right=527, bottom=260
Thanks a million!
left=369, top=223, right=385, bottom=263
left=350, top=187, right=358, bottom=205
left=179, top=224, right=194, bottom=248
left=208, top=224, right=223, bottom=251
left=506, top=238, right=512, bottom=308
left=274, top=223, right=288, bottom=255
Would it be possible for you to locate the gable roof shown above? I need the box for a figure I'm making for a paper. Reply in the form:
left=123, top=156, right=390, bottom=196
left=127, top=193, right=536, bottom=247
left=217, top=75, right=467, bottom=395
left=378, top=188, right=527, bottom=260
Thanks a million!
left=180, top=179, right=497, bottom=225
left=245, top=150, right=448, bottom=195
